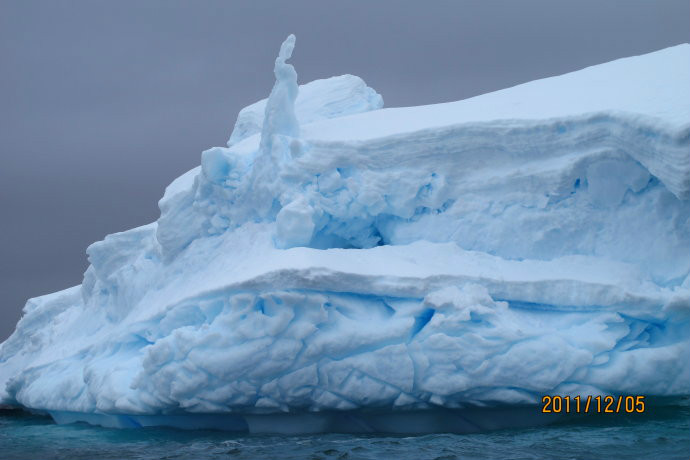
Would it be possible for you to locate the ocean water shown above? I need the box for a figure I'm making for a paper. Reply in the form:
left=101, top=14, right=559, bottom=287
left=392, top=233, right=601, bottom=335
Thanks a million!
left=1, top=400, right=688, bottom=460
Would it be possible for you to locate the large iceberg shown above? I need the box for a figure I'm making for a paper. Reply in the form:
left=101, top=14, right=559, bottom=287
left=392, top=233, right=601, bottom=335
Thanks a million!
left=1, top=36, right=688, bottom=434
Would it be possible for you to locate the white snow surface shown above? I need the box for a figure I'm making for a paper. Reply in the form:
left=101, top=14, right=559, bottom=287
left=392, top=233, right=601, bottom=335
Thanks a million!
left=1, top=38, right=689, bottom=430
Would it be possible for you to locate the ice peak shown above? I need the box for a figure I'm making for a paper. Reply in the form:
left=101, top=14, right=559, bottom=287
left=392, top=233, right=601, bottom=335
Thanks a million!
left=260, top=34, right=300, bottom=154
left=276, top=33, right=296, bottom=68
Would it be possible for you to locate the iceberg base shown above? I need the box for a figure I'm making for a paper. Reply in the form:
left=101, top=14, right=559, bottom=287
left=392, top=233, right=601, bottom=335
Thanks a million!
left=48, top=407, right=562, bottom=434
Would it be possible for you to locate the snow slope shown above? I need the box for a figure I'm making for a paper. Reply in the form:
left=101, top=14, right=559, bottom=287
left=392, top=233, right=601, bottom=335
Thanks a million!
left=0, top=36, right=688, bottom=433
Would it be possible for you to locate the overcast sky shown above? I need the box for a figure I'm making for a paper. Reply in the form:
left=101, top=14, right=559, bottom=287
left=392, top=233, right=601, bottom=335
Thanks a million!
left=0, top=0, right=688, bottom=341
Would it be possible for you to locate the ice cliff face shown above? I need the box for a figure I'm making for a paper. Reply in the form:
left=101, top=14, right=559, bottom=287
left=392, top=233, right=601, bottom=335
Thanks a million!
left=0, top=36, right=688, bottom=433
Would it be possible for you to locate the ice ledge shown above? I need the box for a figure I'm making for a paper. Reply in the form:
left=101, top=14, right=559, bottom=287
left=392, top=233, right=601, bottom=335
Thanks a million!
left=135, top=239, right=687, bottom=321
left=302, top=44, right=690, bottom=143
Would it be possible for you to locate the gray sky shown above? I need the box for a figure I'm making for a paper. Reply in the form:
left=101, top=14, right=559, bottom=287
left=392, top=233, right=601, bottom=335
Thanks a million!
left=1, top=0, right=688, bottom=341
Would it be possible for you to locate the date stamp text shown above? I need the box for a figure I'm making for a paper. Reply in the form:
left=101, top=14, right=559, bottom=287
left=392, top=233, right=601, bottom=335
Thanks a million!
left=541, top=395, right=646, bottom=413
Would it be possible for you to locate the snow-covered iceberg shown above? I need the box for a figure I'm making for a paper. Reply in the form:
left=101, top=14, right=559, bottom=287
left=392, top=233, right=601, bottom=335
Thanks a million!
left=1, top=36, right=689, bottom=434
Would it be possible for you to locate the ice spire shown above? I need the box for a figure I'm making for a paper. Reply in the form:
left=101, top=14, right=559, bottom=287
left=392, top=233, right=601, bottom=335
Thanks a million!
left=260, top=34, right=299, bottom=154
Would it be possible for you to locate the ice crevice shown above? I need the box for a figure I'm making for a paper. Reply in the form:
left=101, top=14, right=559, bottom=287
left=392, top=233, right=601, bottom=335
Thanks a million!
left=0, top=36, right=688, bottom=433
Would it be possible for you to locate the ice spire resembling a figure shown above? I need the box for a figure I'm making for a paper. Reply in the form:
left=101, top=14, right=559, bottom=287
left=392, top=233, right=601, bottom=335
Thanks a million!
left=260, top=34, right=299, bottom=154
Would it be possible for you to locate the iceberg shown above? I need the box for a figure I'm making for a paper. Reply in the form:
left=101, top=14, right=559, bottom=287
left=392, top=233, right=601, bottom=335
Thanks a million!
left=1, top=35, right=688, bottom=434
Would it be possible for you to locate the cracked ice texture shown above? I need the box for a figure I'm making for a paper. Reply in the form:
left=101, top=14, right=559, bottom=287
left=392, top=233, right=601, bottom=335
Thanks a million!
left=0, top=36, right=689, bottom=429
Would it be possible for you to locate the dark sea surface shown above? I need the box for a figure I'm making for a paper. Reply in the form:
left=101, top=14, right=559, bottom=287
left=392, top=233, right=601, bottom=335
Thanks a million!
left=1, top=400, right=689, bottom=460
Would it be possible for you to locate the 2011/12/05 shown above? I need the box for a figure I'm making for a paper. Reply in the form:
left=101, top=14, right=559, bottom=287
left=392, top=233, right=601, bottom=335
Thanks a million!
left=541, top=395, right=646, bottom=413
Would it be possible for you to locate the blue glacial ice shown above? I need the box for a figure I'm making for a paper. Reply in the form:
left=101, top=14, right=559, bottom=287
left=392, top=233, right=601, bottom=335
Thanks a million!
left=0, top=36, right=688, bottom=434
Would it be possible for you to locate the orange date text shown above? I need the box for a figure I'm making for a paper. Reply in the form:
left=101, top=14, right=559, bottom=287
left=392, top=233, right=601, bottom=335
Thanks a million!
left=541, top=395, right=645, bottom=413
